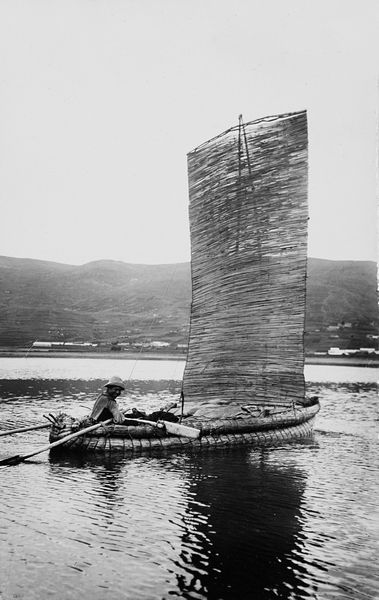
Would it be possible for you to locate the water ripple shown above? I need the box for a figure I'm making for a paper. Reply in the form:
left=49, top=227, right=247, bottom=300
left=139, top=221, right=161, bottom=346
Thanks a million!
left=0, top=366, right=378, bottom=599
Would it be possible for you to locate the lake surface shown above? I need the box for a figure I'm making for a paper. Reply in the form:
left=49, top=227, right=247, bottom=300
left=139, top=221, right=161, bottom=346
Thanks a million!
left=0, top=358, right=378, bottom=600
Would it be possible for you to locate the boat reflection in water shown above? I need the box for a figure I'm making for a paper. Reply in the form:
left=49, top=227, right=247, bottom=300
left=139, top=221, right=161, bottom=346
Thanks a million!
left=174, top=445, right=313, bottom=600
left=48, top=442, right=314, bottom=600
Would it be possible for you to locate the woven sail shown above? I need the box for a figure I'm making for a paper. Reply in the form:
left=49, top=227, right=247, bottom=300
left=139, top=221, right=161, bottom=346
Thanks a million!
left=182, top=111, right=308, bottom=407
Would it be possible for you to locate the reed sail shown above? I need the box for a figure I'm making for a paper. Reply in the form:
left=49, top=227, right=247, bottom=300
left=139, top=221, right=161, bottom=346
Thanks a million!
left=183, top=111, right=309, bottom=410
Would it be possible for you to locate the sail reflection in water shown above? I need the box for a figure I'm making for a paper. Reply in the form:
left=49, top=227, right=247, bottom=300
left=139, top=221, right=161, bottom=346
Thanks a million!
left=173, top=447, right=310, bottom=600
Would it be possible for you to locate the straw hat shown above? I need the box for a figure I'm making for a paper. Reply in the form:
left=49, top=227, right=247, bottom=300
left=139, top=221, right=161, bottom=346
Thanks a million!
left=104, top=376, right=125, bottom=390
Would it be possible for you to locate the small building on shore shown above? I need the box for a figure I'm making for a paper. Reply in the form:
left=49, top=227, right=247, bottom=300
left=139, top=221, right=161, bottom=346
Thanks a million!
left=328, top=346, right=378, bottom=356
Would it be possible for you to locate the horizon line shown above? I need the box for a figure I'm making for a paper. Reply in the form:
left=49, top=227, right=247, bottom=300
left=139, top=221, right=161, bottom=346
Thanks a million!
left=0, top=253, right=377, bottom=268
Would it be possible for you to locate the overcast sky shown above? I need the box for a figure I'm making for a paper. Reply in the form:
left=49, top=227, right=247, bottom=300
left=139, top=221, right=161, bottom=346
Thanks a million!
left=0, top=0, right=378, bottom=265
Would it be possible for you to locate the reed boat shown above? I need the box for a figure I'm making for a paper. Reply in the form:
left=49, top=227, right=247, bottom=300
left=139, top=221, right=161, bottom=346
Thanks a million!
left=49, top=110, right=320, bottom=454
left=49, top=398, right=319, bottom=453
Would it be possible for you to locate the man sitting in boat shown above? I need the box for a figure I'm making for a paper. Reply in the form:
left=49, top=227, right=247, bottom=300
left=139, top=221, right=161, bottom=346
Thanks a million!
left=90, top=376, right=180, bottom=426
left=90, top=376, right=125, bottom=423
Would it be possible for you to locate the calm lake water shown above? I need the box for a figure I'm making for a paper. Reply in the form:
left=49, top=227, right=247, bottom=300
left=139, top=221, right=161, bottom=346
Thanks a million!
left=0, top=358, right=378, bottom=600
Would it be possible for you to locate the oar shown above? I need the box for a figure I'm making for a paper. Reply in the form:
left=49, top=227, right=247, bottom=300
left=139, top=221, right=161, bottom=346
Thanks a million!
left=125, top=417, right=200, bottom=439
left=0, top=418, right=113, bottom=466
left=0, top=424, right=51, bottom=437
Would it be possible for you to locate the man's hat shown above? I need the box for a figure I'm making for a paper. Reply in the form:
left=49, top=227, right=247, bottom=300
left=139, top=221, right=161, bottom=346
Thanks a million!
left=104, top=376, right=125, bottom=390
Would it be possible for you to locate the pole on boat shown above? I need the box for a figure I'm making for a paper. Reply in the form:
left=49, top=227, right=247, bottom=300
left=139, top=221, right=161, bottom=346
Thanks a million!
left=0, top=419, right=113, bottom=466
left=0, top=423, right=51, bottom=437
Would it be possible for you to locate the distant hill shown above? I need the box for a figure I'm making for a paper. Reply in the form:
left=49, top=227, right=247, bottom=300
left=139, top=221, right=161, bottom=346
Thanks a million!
left=305, top=258, right=378, bottom=351
left=0, top=255, right=377, bottom=351
left=306, top=258, right=377, bottom=326
left=0, top=256, right=191, bottom=346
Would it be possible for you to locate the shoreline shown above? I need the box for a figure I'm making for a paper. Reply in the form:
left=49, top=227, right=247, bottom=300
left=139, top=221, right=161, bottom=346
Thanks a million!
left=305, top=356, right=378, bottom=368
left=0, top=349, right=184, bottom=361
left=0, top=349, right=377, bottom=367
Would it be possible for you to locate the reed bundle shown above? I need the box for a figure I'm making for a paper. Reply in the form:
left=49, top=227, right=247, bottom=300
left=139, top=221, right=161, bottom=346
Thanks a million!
left=183, top=111, right=308, bottom=407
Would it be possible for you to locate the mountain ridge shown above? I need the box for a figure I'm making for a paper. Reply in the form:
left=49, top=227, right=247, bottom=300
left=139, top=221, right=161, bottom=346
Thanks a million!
left=0, top=255, right=377, bottom=351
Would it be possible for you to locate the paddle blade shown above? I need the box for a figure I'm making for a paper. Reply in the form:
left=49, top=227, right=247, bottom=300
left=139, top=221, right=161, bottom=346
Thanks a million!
left=0, top=455, right=23, bottom=466
left=122, top=417, right=200, bottom=439
left=163, top=421, right=200, bottom=439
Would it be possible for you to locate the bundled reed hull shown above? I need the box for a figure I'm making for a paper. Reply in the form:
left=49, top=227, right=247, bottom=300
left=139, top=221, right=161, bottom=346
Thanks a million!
left=49, top=401, right=319, bottom=454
